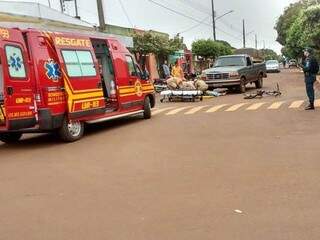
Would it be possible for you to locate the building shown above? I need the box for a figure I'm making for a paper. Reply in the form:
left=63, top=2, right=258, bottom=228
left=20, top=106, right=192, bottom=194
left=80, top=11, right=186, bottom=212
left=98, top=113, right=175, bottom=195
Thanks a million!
left=0, top=1, right=174, bottom=80
left=0, top=1, right=133, bottom=47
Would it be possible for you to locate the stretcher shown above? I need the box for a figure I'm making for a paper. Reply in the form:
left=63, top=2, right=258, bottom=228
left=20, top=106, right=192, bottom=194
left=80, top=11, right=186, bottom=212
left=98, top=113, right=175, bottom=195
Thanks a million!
left=154, top=84, right=168, bottom=93
left=0, top=93, right=5, bottom=123
left=0, top=104, right=5, bottom=123
left=160, top=90, right=203, bottom=103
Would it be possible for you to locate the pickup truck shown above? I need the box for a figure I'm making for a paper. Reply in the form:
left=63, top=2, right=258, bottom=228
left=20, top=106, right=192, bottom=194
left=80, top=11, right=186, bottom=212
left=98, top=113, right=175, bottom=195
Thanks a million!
left=202, top=54, right=267, bottom=93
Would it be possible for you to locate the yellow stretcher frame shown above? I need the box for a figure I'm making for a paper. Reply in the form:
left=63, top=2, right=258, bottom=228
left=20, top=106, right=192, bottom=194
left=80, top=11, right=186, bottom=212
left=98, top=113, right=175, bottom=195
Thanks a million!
left=0, top=104, right=5, bottom=122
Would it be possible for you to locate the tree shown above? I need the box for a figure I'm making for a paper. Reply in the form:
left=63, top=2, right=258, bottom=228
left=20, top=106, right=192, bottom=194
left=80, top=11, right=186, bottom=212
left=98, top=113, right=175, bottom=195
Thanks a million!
left=275, top=0, right=320, bottom=45
left=275, top=0, right=320, bottom=59
left=259, top=49, right=280, bottom=61
left=132, top=31, right=184, bottom=57
left=216, top=40, right=234, bottom=50
left=285, top=4, right=320, bottom=59
left=191, top=39, right=233, bottom=60
left=275, top=1, right=305, bottom=46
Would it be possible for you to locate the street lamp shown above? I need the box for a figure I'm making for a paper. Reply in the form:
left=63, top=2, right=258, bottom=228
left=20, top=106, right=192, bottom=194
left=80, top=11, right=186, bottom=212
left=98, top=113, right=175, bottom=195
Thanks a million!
left=215, top=10, right=234, bottom=21
left=211, top=0, right=234, bottom=40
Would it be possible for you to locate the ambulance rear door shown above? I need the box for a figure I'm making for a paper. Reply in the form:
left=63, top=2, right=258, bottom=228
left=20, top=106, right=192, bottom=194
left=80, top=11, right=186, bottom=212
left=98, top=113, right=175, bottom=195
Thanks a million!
left=0, top=28, right=37, bottom=130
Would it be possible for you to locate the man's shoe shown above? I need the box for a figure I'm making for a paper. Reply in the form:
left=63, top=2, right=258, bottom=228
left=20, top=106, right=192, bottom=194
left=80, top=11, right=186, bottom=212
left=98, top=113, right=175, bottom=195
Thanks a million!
left=305, top=105, right=315, bottom=110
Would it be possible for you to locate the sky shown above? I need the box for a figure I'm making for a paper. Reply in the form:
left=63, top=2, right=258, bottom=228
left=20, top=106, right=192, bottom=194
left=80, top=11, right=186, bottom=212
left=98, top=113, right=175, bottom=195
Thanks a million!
left=8, top=0, right=299, bottom=53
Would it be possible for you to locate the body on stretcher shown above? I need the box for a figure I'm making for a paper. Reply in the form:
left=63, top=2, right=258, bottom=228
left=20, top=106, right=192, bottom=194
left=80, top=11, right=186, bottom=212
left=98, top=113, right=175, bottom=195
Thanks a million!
left=160, top=90, right=203, bottom=102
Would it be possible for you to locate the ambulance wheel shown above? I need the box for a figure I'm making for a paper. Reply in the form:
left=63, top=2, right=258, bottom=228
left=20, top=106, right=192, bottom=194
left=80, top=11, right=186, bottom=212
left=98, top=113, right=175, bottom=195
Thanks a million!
left=58, top=117, right=84, bottom=142
left=0, top=133, right=23, bottom=143
left=143, top=97, right=152, bottom=119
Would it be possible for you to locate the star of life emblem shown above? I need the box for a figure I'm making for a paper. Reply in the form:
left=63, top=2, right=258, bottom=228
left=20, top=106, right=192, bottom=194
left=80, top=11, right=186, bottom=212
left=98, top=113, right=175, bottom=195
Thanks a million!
left=45, top=59, right=62, bottom=81
left=9, top=54, right=22, bottom=71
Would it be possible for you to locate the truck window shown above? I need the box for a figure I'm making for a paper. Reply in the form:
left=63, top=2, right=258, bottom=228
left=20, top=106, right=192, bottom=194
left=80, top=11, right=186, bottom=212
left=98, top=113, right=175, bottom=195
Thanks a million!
left=246, top=57, right=252, bottom=66
left=215, top=57, right=246, bottom=67
left=125, top=56, right=137, bottom=76
left=5, top=45, right=27, bottom=79
left=62, top=50, right=96, bottom=77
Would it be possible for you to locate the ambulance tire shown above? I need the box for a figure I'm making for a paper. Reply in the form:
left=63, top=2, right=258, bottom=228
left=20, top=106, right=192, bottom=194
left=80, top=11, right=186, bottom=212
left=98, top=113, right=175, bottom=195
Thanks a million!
left=143, top=97, right=152, bottom=119
left=58, top=117, right=84, bottom=142
left=0, top=133, right=23, bottom=144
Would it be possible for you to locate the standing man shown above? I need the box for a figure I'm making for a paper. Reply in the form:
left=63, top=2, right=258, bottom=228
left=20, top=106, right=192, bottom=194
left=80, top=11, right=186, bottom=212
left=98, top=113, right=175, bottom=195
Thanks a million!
left=282, top=58, right=286, bottom=69
left=302, top=48, right=319, bottom=110
left=162, top=60, right=170, bottom=79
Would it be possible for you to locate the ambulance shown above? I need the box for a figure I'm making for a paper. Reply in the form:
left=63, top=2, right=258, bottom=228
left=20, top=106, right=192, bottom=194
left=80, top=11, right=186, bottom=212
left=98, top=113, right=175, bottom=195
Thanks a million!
left=0, top=27, right=155, bottom=143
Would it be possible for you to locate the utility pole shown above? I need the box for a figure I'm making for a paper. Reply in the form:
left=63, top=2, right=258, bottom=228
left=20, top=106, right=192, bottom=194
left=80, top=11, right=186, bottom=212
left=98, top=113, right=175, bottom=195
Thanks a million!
left=242, top=19, right=246, bottom=48
left=97, top=0, right=106, bottom=31
left=255, top=34, right=258, bottom=49
left=211, top=0, right=216, bottom=41
left=74, top=0, right=80, bottom=19
left=48, top=0, right=51, bottom=8
left=263, top=40, right=266, bottom=49
left=60, top=0, right=64, bottom=12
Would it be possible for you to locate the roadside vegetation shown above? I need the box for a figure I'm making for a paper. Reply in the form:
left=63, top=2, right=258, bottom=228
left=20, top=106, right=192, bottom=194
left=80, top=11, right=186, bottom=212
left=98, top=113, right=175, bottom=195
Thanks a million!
left=131, top=31, right=184, bottom=64
left=275, top=0, right=320, bottom=59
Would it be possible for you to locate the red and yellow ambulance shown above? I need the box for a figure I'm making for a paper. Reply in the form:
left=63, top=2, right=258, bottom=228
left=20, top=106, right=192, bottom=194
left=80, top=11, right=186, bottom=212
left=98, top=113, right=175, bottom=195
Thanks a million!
left=0, top=27, right=155, bottom=143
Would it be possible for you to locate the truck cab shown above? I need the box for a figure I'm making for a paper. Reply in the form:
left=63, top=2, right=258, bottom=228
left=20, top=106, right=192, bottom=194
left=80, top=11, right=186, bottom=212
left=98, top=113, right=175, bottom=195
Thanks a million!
left=0, top=27, right=155, bottom=143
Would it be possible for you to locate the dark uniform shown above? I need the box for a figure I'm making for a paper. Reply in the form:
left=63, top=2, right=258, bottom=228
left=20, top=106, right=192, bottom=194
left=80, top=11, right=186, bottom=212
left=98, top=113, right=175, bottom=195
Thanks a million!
left=302, top=52, right=319, bottom=109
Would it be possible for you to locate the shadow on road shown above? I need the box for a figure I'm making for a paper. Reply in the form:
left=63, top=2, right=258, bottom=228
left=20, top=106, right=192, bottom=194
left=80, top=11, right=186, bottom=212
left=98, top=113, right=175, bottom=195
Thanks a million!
left=0, top=116, right=143, bottom=150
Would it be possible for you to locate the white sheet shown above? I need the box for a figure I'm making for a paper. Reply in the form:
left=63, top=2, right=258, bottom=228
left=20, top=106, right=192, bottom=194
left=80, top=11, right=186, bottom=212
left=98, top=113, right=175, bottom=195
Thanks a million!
left=160, top=90, right=203, bottom=96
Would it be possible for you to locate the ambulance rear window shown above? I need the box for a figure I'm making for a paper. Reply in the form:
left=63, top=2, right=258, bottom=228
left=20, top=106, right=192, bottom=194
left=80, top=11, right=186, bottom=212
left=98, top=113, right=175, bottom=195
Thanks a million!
left=62, top=50, right=96, bottom=77
left=5, top=45, right=26, bottom=79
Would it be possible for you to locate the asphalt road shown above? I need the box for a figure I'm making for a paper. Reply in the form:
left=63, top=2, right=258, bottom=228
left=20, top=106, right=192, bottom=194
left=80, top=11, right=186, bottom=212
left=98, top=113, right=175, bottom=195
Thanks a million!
left=1, top=69, right=320, bottom=240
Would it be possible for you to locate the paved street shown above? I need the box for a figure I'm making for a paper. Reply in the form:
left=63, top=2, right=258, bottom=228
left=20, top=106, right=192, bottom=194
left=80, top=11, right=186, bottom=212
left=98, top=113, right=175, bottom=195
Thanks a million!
left=1, top=69, right=320, bottom=240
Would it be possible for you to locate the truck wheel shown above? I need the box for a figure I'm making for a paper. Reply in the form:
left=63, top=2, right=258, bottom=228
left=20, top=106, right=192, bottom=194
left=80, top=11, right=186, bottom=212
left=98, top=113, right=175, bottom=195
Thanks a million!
left=238, top=78, right=246, bottom=93
left=58, top=117, right=84, bottom=142
left=0, top=133, right=23, bottom=144
left=143, top=97, right=152, bottom=119
left=255, top=74, right=263, bottom=89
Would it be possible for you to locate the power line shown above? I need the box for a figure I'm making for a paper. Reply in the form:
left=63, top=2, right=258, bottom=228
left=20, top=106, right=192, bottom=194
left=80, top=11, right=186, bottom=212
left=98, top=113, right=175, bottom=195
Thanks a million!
left=176, top=0, right=211, bottom=15
left=179, top=16, right=211, bottom=34
left=147, top=0, right=242, bottom=41
left=219, top=18, right=243, bottom=34
left=148, top=0, right=203, bottom=25
left=216, top=26, right=242, bottom=40
left=118, top=0, right=134, bottom=28
left=175, top=0, right=242, bottom=35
